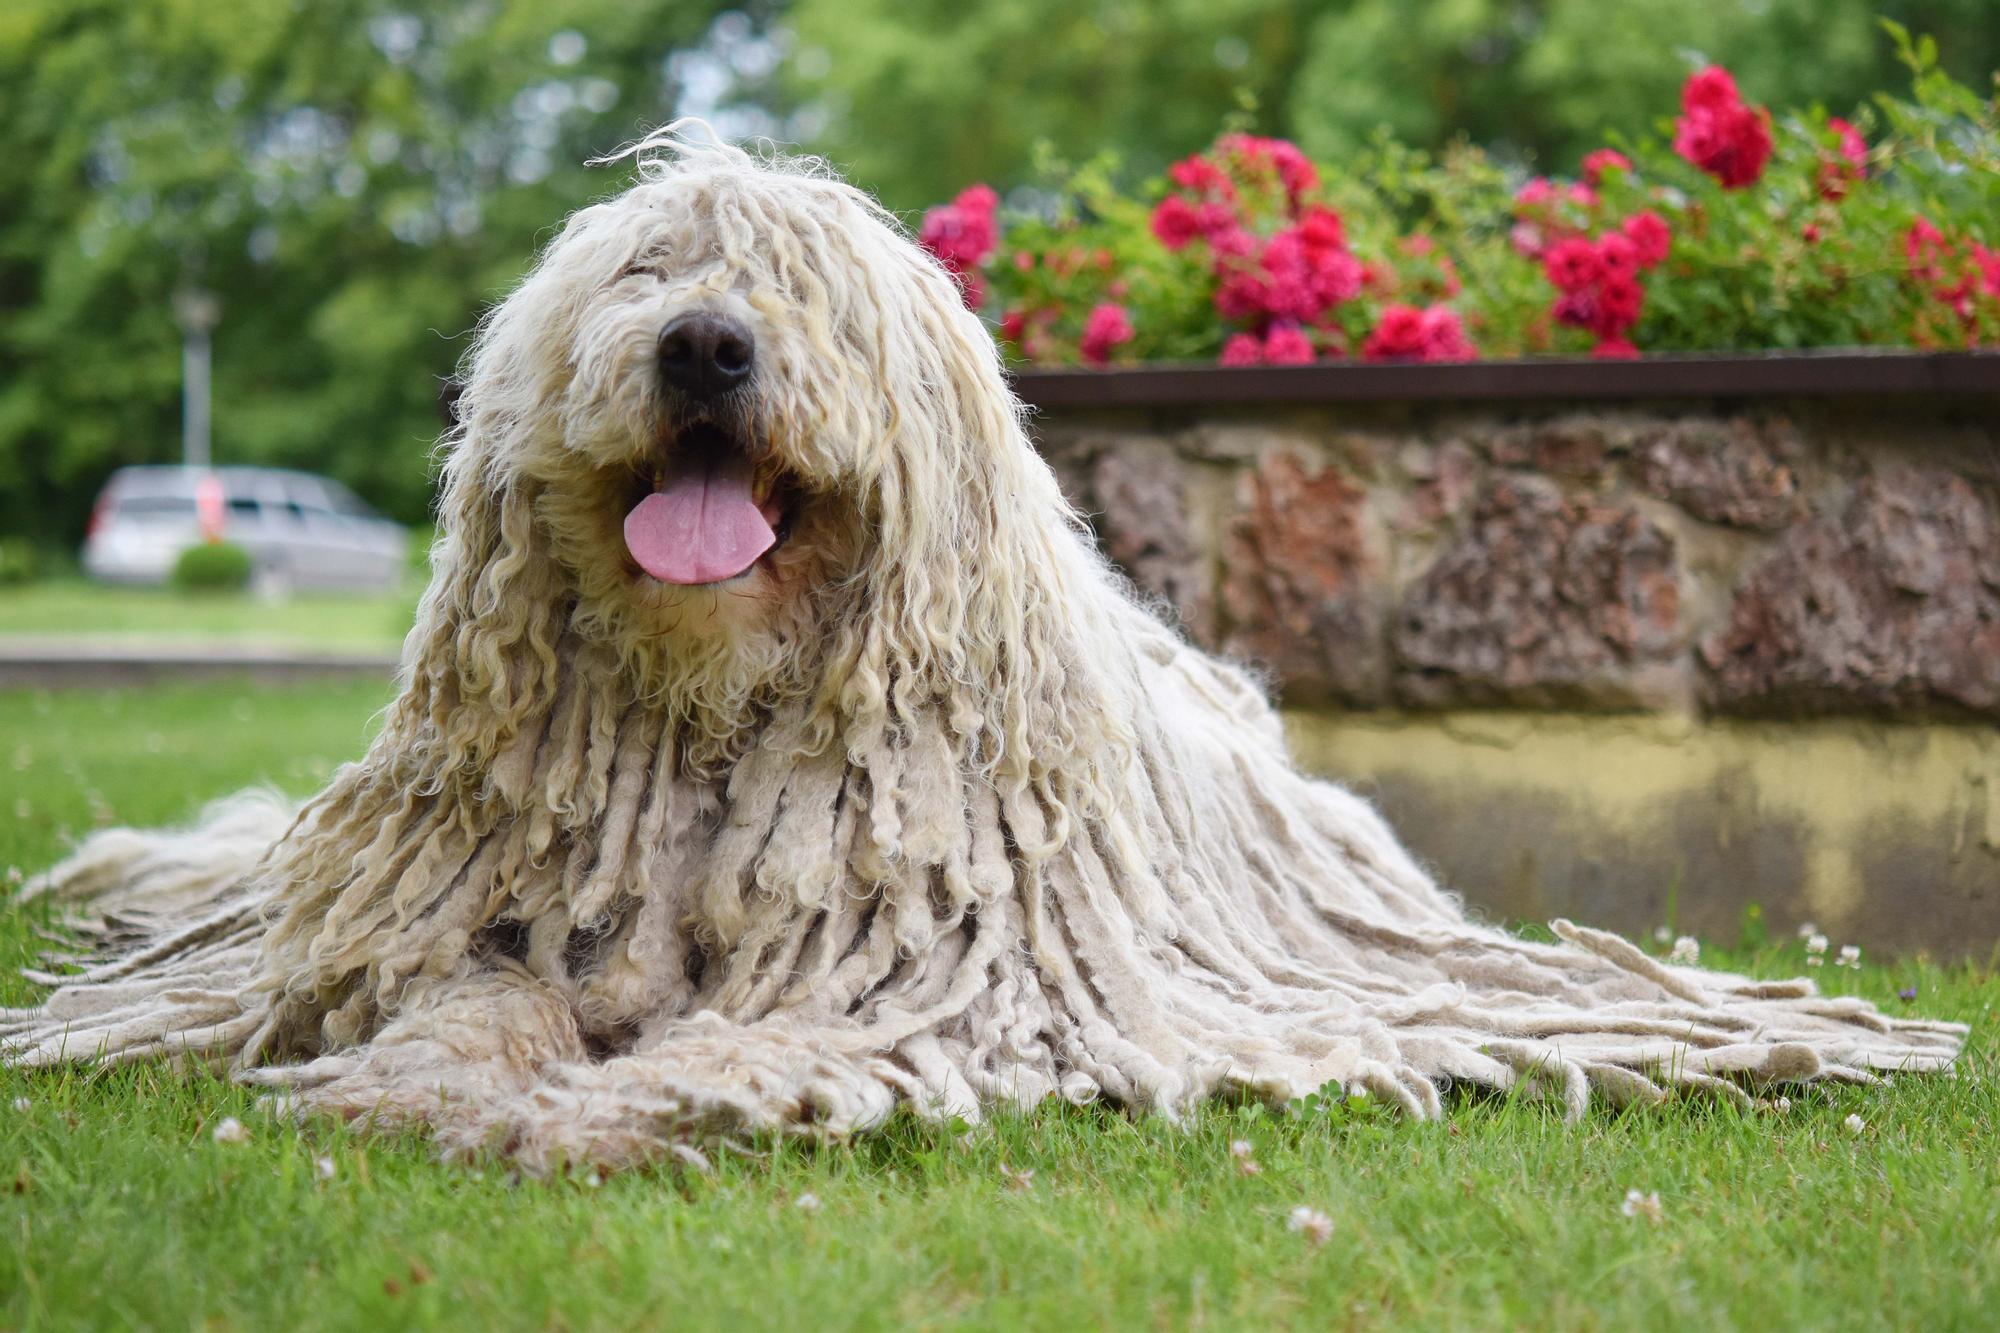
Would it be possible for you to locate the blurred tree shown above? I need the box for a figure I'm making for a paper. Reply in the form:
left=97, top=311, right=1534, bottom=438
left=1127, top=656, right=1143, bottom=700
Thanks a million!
left=777, top=0, right=2000, bottom=208
left=780, top=0, right=1321, bottom=210
left=1288, top=0, right=2000, bottom=164
left=0, top=0, right=751, bottom=547
left=4, top=1, right=1995, bottom=551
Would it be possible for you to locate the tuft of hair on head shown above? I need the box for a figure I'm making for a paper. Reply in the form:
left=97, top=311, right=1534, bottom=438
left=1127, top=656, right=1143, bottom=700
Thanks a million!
left=590, top=117, right=838, bottom=188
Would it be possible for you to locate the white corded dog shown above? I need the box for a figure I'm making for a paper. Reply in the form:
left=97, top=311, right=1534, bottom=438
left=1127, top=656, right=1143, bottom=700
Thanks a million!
left=4, top=131, right=1963, bottom=1171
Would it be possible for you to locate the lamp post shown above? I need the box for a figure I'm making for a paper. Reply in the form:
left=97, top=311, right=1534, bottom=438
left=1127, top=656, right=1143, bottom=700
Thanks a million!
left=172, top=287, right=220, bottom=470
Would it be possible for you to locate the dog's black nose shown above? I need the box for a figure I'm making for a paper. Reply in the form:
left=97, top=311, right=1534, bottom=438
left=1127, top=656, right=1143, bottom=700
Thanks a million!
left=658, top=313, right=754, bottom=400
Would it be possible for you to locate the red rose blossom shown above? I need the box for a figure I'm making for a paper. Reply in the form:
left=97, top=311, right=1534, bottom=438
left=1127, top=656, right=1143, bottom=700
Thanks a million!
left=1195, top=200, right=1242, bottom=243
left=1543, top=237, right=1604, bottom=292
left=1592, top=336, right=1641, bottom=360
left=1673, top=66, right=1773, bottom=189
left=1220, top=332, right=1263, bottom=366
left=1818, top=117, right=1869, bottom=199
left=1972, top=243, right=2000, bottom=299
left=1594, top=273, right=1644, bottom=333
left=1218, top=133, right=1319, bottom=202
left=1363, top=303, right=1473, bottom=362
left=1621, top=211, right=1672, bottom=268
left=1214, top=267, right=1271, bottom=321
left=1418, top=305, right=1475, bottom=360
left=1168, top=154, right=1233, bottom=198
left=1296, top=205, right=1346, bottom=253
left=1681, top=65, right=1742, bottom=114
left=1262, top=325, right=1316, bottom=364
left=1514, top=177, right=1559, bottom=211
left=1582, top=149, right=1633, bottom=187
left=1150, top=196, right=1201, bottom=250
left=1595, top=232, right=1640, bottom=278
left=1904, top=217, right=1951, bottom=284
left=919, top=183, right=1001, bottom=308
left=1080, top=303, right=1135, bottom=366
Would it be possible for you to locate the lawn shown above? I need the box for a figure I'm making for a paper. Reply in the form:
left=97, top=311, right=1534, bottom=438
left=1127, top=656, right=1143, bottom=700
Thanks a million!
left=0, top=578, right=416, bottom=652
left=2, top=680, right=1996, bottom=1331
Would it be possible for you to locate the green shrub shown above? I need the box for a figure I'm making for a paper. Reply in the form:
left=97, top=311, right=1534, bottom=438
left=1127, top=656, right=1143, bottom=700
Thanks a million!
left=0, top=537, right=36, bottom=585
left=170, top=541, right=253, bottom=593
left=931, top=26, right=2000, bottom=365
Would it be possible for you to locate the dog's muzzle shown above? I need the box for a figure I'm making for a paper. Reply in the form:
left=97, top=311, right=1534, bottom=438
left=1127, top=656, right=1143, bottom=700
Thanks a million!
left=657, top=313, right=754, bottom=402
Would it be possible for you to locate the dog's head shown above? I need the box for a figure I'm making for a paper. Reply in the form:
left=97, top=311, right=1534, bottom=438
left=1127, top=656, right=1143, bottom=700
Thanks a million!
left=431, top=130, right=1071, bottom=747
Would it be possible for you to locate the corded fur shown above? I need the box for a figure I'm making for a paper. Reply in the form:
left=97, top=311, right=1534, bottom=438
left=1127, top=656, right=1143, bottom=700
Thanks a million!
left=2, top=131, right=1964, bottom=1171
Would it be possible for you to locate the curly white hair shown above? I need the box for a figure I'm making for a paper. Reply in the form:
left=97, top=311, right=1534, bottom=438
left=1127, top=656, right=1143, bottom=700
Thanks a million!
left=4, top=129, right=1962, bottom=1171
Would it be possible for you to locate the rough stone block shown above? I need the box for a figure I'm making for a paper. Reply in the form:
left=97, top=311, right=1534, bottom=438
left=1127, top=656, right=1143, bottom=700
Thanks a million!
left=1633, top=416, right=1804, bottom=531
left=1703, top=463, right=2000, bottom=715
left=1394, top=476, right=1682, bottom=707
left=1220, top=449, right=1386, bottom=702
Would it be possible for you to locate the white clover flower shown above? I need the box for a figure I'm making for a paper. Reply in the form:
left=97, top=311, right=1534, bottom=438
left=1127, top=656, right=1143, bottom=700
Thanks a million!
left=211, top=1116, right=250, bottom=1144
left=314, top=1156, right=337, bottom=1181
left=1796, top=921, right=1820, bottom=940
left=1668, top=935, right=1700, bottom=965
left=1620, top=1188, right=1663, bottom=1222
left=1652, top=925, right=1673, bottom=944
left=1287, top=1206, right=1334, bottom=1245
left=794, top=1192, right=822, bottom=1213
left=1844, top=1113, right=1866, bottom=1136
left=1229, top=1138, right=1262, bottom=1175
left=1836, top=944, right=1861, bottom=969
left=1805, top=933, right=1829, bottom=966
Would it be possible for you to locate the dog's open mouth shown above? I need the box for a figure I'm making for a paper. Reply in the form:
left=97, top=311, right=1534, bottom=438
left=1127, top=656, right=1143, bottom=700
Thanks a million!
left=623, top=423, right=796, bottom=586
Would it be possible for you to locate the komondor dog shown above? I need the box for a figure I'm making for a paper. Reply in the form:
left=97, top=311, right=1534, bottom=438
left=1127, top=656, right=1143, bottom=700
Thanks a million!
left=3, top=132, right=1964, bottom=1171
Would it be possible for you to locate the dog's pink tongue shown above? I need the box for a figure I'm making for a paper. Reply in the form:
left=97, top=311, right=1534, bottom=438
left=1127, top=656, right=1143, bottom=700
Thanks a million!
left=624, top=455, right=775, bottom=585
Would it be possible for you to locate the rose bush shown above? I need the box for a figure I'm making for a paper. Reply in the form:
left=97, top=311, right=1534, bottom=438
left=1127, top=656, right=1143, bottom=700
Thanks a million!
left=922, top=29, right=1999, bottom=367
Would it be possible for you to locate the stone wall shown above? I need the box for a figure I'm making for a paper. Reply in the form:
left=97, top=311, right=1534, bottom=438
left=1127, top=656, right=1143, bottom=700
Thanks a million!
left=1038, top=398, right=2000, bottom=720
left=1032, top=390, right=2000, bottom=954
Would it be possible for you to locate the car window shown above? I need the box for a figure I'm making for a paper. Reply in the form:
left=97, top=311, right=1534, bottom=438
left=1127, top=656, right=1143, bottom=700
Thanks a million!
left=110, top=473, right=193, bottom=501
left=113, top=496, right=198, bottom=517
left=323, top=483, right=381, bottom=520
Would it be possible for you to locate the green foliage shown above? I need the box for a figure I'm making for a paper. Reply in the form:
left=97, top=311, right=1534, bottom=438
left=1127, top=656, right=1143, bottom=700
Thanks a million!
left=0, top=0, right=740, bottom=551
left=5, top=3, right=1995, bottom=554
left=0, top=537, right=36, bottom=585
left=3, top=681, right=2000, bottom=1329
left=781, top=0, right=1318, bottom=211
left=170, top=539, right=253, bottom=591
left=0, top=577, right=413, bottom=649
left=782, top=0, right=2000, bottom=211
left=968, top=47, right=2000, bottom=365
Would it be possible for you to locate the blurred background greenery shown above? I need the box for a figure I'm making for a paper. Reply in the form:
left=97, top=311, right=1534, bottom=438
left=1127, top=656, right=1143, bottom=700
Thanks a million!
left=3, top=0, right=1997, bottom=549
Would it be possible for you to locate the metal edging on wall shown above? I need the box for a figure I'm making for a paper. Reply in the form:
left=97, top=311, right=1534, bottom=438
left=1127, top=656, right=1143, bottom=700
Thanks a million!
left=1008, top=350, right=2000, bottom=410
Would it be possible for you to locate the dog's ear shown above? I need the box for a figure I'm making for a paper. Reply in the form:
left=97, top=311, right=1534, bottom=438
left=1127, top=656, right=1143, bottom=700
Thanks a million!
left=390, top=451, right=568, bottom=773
left=832, top=264, right=1125, bottom=797
left=380, top=205, right=639, bottom=768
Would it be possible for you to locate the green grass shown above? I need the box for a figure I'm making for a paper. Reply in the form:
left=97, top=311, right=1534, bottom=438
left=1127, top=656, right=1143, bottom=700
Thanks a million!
left=3, top=680, right=1996, bottom=1331
left=0, top=578, right=415, bottom=652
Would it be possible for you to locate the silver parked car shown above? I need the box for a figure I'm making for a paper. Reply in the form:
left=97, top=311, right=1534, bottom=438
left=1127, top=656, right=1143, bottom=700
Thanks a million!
left=82, top=465, right=409, bottom=593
